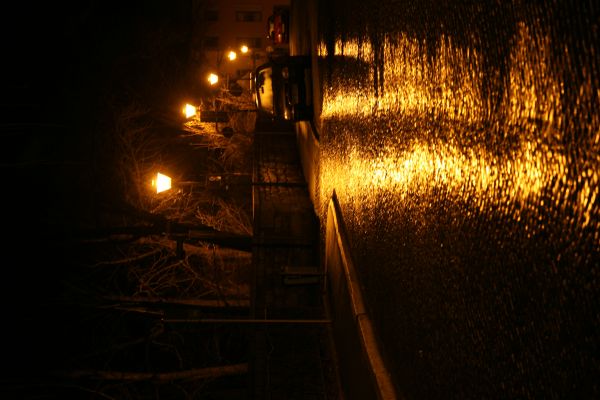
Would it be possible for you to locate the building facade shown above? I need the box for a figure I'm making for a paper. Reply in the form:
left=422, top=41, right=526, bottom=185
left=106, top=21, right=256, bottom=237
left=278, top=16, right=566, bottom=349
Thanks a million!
left=202, top=0, right=290, bottom=84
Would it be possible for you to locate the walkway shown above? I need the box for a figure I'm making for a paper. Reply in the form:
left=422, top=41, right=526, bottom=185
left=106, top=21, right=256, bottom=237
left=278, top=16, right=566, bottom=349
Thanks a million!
left=250, top=117, right=340, bottom=399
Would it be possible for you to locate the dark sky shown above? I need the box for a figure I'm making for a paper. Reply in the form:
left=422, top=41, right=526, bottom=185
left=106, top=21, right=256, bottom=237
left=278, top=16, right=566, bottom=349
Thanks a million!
left=2, top=1, right=195, bottom=123
left=0, top=2, right=199, bottom=369
left=2, top=0, right=197, bottom=228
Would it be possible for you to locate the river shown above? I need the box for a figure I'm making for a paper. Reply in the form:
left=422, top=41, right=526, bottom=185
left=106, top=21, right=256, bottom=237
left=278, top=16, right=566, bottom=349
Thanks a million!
left=316, top=1, right=599, bottom=398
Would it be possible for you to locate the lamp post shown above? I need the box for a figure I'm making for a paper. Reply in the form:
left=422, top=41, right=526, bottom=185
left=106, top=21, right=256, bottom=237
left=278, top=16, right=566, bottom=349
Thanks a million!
left=183, top=100, right=229, bottom=129
left=239, top=44, right=261, bottom=95
left=149, top=172, right=252, bottom=254
left=189, top=86, right=229, bottom=133
left=152, top=172, right=228, bottom=194
left=207, top=72, right=220, bottom=86
left=210, top=48, right=236, bottom=89
left=208, top=71, right=232, bottom=93
left=152, top=172, right=172, bottom=194
left=210, top=46, right=257, bottom=96
left=183, top=103, right=198, bottom=119
left=239, top=44, right=257, bottom=71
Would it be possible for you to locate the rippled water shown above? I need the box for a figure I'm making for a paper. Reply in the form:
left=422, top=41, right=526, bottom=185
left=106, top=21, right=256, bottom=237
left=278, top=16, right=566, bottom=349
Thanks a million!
left=317, top=1, right=599, bottom=398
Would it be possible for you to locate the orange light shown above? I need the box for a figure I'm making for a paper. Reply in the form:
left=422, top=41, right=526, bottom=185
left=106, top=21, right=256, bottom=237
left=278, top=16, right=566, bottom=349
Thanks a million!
left=183, top=103, right=197, bottom=118
left=207, top=73, right=219, bottom=85
left=152, top=172, right=172, bottom=193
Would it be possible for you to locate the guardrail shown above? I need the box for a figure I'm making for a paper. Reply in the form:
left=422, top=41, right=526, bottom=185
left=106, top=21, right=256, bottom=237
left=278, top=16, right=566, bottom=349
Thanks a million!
left=326, top=191, right=399, bottom=400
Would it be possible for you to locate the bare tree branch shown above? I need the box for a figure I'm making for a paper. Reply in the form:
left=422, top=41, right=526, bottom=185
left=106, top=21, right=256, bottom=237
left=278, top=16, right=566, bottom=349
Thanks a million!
left=104, top=295, right=249, bottom=307
left=91, top=248, right=163, bottom=267
left=55, top=363, right=248, bottom=382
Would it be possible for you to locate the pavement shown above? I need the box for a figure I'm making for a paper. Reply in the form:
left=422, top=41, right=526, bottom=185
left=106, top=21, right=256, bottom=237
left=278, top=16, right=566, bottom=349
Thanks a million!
left=251, top=119, right=341, bottom=399
left=288, top=1, right=399, bottom=399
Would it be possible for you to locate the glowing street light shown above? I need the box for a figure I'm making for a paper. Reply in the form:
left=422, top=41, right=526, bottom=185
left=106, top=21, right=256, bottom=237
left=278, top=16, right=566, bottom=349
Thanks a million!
left=182, top=103, right=198, bottom=119
left=238, top=44, right=258, bottom=72
left=151, top=172, right=233, bottom=195
left=227, top=50, right=237, bottom=61
left=207, top=73, right=219, bottom=85
left=152, top=172, right=172, bottom=194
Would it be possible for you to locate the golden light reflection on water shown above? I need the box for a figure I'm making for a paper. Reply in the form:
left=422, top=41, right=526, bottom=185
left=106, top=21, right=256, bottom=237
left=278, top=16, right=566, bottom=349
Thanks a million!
left=319, top=24, right=599, bottom=233
left=320, top=35, right=484, bottom=124
left=507, top=23, right=559, bottom=129
left=321, top=141, right=564, bottom=213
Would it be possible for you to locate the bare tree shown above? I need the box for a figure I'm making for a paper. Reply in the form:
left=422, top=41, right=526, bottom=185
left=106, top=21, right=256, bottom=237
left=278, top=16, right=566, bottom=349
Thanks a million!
left=55, top=363, right=248, bottom=382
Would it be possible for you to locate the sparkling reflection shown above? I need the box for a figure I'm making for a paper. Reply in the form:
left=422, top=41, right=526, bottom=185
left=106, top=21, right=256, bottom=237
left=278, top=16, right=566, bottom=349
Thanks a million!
left=319, top=22, right=599, bottom=233
left=318, top=2, right=599, bottom=398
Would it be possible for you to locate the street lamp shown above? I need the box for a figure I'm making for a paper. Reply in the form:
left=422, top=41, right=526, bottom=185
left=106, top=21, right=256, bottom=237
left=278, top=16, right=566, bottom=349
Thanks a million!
left=207, top=73, right=219, bottom=86
left=208, top=71, right=235, bottom=96
left=184, top=101, right=228, bottom=123
left=152, top=171, right=231, bottom=194
left=227, top=50, right=237, bottom=61
left=238, top=43, right=258, bottom=79
left=152, top=172, right=172, bottom=194
left=183, top=103, right=198, bottom=119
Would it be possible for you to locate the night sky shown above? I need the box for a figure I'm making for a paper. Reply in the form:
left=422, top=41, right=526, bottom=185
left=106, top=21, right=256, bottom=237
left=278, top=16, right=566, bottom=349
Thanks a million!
left=2, top=2, right=198, bottom=251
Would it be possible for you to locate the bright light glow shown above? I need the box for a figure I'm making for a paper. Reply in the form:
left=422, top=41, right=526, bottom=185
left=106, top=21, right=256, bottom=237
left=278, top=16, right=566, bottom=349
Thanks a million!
left=318, top=27, right=599, bottom=232
left=208, top=73, right=219, bottom=85
left=183, top=103, right=197, bottom=118
left=152, top=172, right=172, bottom=194
left=228, top=50, right=237, bottom=61
left=240, top=45, right=249, bottom=54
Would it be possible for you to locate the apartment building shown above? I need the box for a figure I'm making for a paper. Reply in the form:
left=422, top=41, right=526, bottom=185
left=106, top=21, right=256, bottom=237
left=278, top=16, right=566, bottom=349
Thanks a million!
left=202, top=0, right=290, bottom=82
